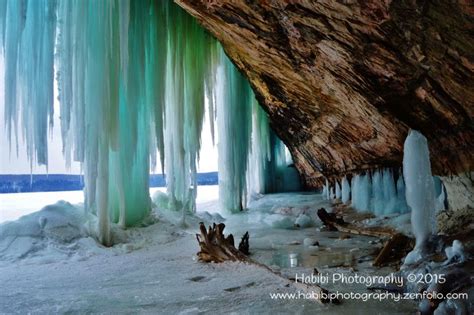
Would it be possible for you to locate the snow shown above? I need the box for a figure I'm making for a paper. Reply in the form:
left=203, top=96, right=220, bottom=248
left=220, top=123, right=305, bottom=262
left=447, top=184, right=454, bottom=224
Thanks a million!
left=0, top=201, right=92, bottom=262
left=0, top=190, right=418, bottom=314
left=295, top=214, right=314, bottom=228
left=444, top=240, right=466, bottom=263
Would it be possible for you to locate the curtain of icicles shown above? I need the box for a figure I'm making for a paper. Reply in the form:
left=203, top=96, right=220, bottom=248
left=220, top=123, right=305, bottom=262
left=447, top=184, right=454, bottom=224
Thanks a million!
left=0, top=0, right=295, bottom=245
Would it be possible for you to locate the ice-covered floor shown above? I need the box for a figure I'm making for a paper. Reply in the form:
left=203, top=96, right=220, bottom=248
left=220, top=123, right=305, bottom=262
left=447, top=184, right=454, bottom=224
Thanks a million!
left=0, top=190, right=417, bottom=314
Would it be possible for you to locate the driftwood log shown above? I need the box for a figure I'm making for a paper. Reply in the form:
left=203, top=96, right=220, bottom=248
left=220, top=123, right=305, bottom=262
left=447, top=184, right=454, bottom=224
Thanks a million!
left=196, top=222, right=249, bottom=263
left=317, top=208, right=414, bottom=266
left=317, top=208, right=394, bottom=237
left=373, top=233, right=413, bottom=267
left=196, top=222, right=337, bottom=304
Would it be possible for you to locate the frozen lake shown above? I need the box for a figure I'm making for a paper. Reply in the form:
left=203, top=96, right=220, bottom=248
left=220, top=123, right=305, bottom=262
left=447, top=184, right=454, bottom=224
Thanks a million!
left=0, top=185, right=219, bottom=224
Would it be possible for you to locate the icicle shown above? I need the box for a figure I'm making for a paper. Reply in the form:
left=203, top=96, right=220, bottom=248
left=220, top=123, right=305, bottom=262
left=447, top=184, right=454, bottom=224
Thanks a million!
left=3, top=0, right=25, bottom=155
left=56, top=0, right=73, bottom=161
left=351, top=175, right=359, bottom=208
left=335, top=181, right=341, bottom=199
left=2, top=0, right=297, bottom=242
left=0, top=0, right=7, bottom=50
left=163, top=2, right=218, bottom=219
left=341, top=176, right=350, bottom=204
left=322, top=183, right=328, bottom=200
left=217, top=52, right=252, bottom=212
left=247, top=99, right=271, bottom=195
left=382, top=169, right=397, bottom=214
left=395, top=172, right=409, bottom=213
left=19, top=0, right=57, bottom=166
left=371, top=170, right=384, bottom=215
left=403, top=130, right=436, bottom=249
left=352, top=173, right=371, bottom=212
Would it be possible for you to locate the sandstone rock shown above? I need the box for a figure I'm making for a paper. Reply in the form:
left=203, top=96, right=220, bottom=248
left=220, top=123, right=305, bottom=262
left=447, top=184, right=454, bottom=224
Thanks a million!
left=176, top=0, right=473, bottom=186
left=440, top=172, right=474, bottom=211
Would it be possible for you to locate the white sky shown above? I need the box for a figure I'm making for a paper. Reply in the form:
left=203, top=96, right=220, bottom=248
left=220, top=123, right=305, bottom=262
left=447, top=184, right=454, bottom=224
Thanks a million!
left=0, top=55, right=218, bottom=174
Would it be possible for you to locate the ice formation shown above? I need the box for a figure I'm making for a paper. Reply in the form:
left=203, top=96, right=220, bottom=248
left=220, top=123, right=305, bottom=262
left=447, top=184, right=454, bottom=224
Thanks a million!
left=1, top=0, right=297, bottom=243
left=403, top=130, right=436, bottom=248
left=341, top=176, right=350, bottom=204
left=444, top=240, right=465, bottom=263
left=318, top=131, right=444, bottom=219
left=216, top=56, right=252, bottom=212
left=323, top=163, right=438, bottom=217
left=244, top=95, right=300, bottom=207
left=335, top=181, right=341, bottom=199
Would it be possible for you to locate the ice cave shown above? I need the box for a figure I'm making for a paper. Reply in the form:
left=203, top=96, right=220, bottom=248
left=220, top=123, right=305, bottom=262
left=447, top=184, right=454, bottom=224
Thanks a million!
left=0, top=1, right=473, bottom=314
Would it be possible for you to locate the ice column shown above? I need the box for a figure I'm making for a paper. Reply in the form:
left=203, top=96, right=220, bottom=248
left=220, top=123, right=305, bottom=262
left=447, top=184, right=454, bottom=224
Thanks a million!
left=335, top=181, right=341, bottom=199
left=217, top=53, right=252, bottom=212
left=403, top=130, right=436, bottom=248
left=341, top=176, right=351, bottom=204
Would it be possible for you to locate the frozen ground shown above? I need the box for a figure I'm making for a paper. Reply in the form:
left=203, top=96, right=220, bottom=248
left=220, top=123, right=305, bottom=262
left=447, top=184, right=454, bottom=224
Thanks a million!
left=0, top=189, right=418, bottom=314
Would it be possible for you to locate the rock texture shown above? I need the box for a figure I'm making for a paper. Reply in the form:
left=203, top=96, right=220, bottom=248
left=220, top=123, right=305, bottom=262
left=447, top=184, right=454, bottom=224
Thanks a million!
left=176, top=0, right=474, bottom=187
left=441, top=172, right=474, bottom=211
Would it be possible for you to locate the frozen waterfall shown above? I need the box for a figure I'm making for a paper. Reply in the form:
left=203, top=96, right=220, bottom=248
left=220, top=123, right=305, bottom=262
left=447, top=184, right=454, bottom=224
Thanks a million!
left=0, top=0, right=297, bottom=244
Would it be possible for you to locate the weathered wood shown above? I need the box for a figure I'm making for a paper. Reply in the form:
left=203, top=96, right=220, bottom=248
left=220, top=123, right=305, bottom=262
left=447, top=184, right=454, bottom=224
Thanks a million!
left=238, top=231, right=250, bottom=255
left=373, top=233, right=412, bottom=267
left=317, top=208, right=394, bottom=238
left=196, top=222, right=248, bottom=263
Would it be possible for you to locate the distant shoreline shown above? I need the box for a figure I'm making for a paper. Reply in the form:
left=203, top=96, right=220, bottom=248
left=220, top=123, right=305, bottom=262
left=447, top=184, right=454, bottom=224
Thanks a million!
left=0, top=172, right=218, bottom=194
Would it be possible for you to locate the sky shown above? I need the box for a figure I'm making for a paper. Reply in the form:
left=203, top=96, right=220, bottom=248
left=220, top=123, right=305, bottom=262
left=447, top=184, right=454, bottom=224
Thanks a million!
left=0, top=55, right=218, bottom=174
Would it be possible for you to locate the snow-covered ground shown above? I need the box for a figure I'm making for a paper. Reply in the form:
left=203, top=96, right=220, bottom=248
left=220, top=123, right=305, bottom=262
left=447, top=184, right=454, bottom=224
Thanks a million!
left=0, top=189, right=418, bottom=314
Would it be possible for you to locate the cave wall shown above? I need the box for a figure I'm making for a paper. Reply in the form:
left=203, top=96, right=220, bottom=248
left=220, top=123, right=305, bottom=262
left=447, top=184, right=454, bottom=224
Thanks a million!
left=176, top=0, right=474, bottom=188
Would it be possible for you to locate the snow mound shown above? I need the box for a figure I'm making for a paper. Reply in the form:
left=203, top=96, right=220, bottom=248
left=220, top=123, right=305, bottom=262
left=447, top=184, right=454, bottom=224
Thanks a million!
left=295, top=214, right=314, bottom=228
left=244, top=193, right=328, bottom=229
left=151, top=191, right=225, bottom=227
left=263, top=214, right=295, bottom=229
left=0, top=201, right=97, bottom=262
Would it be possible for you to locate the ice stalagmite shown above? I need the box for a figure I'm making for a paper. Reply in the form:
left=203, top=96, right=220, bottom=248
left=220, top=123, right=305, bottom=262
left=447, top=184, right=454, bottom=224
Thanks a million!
left=403, top=130, right=436, bottom=249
